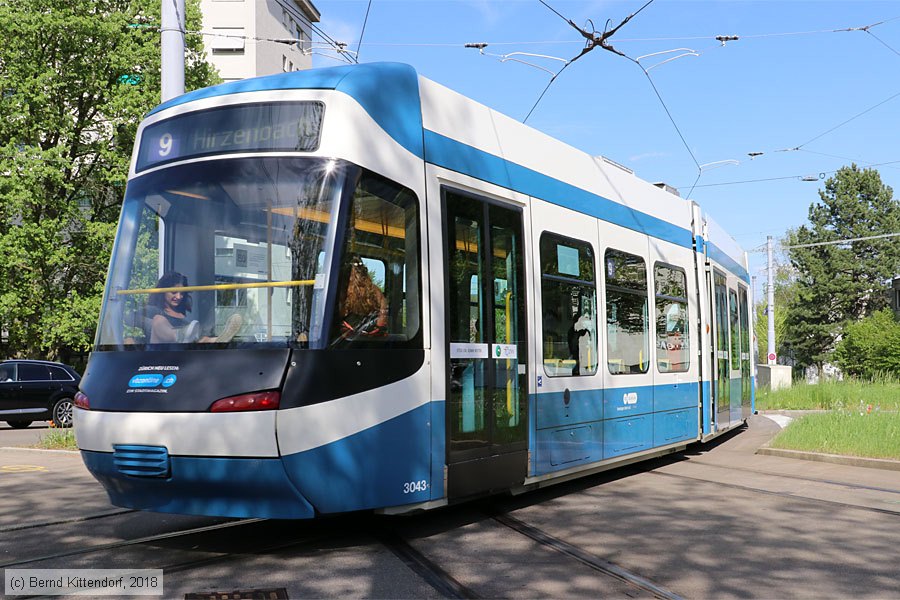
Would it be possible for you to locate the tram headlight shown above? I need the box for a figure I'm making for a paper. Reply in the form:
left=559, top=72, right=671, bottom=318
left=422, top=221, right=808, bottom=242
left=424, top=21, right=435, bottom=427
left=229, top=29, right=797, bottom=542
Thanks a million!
left=209, top=390, right=280, bottom=413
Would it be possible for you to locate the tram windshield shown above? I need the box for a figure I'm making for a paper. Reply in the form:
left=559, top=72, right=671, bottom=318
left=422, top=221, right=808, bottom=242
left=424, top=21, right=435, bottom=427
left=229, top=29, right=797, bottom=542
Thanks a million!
left=96, top=156, right=420, bottom=351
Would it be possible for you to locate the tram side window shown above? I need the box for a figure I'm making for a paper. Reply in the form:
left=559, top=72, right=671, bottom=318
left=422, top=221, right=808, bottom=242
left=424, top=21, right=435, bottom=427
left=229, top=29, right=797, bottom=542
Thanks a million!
left=540, top=234, right=597, bottom=377
left=121, top=204, right=162, bottom=344
left=654, top=264, right=690, bottom=373
left=605, top=249, right=649, bottom=375
left=329, top=170, right=420, bottom=346
left=729, top=288, right=740, bottom=371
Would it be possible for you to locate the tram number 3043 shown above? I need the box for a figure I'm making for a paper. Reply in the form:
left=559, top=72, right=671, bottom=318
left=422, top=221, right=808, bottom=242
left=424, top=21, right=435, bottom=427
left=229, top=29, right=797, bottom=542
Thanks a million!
left=403, top=480, right=428, bottom=494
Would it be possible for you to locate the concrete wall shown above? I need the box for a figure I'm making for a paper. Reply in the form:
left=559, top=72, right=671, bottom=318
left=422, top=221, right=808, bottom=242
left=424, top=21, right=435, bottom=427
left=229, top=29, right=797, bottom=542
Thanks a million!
left=757, top=364, right=792, bottom=390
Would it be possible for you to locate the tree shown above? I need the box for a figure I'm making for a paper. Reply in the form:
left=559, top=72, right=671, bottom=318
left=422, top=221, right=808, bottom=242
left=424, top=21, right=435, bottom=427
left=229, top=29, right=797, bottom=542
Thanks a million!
left=782, top=165, right=900, bottom=372
left=834, top=310, right=900, bottom=379
left=0, top=0, right=218, bottom=365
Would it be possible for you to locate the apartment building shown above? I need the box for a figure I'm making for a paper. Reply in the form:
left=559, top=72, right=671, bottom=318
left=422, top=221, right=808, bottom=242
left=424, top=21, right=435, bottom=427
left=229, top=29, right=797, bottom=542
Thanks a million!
left=200, top=0, right=321, bottom=81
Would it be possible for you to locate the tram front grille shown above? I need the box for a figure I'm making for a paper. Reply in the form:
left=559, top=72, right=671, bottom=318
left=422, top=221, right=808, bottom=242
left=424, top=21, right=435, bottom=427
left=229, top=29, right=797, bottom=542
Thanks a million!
left=112, top=444, right=171, bottom=478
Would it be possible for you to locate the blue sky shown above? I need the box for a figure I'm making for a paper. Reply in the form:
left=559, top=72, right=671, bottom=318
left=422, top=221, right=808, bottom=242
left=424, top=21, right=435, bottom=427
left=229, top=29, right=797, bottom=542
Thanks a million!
left=311, top=1, right=900, bottom=291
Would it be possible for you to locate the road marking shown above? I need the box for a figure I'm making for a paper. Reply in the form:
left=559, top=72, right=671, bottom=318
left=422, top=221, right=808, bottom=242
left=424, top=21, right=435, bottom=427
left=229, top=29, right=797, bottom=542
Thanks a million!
left=1, top=465, right=48, bottom=473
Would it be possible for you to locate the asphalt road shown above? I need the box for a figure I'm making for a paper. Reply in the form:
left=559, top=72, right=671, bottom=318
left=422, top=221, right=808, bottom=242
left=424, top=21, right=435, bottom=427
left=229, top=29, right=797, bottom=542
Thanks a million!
left=0, top=421, right=53, bottom=448
left=1, top=416, right=899, bottom=599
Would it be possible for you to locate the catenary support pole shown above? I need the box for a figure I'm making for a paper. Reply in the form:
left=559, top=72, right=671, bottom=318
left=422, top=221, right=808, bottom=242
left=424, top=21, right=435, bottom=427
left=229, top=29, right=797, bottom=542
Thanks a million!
left=766, top=236, right=775, bottom=365
left=161, top=0, right=185, bottom=102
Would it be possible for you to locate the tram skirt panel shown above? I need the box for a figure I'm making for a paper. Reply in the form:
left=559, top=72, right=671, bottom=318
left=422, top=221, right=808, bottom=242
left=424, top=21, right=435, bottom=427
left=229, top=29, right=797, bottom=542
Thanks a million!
left=280, top=403, right=434, bottom=514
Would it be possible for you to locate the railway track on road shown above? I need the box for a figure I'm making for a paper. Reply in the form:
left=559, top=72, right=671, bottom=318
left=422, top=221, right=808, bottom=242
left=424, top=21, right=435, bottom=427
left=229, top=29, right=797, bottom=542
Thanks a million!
left=651, top=470, right=900, bottom=517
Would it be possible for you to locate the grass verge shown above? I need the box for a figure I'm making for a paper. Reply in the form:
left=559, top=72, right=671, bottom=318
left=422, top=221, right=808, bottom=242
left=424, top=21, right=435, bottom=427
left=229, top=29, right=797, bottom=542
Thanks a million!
left=760, top=378, right=900, bottom=460
left=35, top=427, right=78, bottom=451
left=756, top=377, right=900, bottom=411
left=769, top=411, right=900, bottom=460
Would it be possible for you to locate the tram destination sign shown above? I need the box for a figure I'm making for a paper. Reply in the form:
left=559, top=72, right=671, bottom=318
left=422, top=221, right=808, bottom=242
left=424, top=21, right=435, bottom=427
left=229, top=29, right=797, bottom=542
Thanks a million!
left=136, top=101, right=324, bottom=172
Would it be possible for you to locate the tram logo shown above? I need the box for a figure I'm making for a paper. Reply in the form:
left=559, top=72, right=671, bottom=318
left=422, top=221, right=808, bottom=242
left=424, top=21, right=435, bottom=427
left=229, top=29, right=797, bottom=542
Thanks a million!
left=128, top=371, right=179, bottom=393
left=129, top=374, right=163, bottom=388
left=623, top=392, right=638, bottom=406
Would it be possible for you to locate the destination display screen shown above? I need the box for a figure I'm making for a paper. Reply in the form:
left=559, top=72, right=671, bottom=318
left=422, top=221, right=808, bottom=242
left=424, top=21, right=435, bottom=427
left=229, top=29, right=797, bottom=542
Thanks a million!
left=135, top=101, right=324, bottom=172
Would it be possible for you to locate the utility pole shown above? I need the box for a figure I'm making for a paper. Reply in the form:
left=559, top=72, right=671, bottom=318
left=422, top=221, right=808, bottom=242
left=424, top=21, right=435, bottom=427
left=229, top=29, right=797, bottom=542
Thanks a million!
left=751, top=275, right=758, bottom=365
left=161, top=0, right=185, bottom=102
left=766, top=236, right=776, bottom=365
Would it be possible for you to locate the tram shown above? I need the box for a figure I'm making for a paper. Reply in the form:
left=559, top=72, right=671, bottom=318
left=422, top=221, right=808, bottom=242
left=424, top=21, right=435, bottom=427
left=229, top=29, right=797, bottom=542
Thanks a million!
left=76, top=62, right=754, bottom=519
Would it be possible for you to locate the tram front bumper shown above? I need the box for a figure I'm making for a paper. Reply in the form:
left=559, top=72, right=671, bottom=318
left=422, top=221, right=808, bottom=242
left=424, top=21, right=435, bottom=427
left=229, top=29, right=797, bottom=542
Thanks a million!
left=81, top=449, right=316, bottom=519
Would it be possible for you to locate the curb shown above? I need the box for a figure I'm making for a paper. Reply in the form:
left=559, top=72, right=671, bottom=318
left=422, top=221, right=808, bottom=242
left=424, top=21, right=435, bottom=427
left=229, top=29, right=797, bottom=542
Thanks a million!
left=0, top=446, right=80, bottom=454
left=756, top=446, right=900, bottom=472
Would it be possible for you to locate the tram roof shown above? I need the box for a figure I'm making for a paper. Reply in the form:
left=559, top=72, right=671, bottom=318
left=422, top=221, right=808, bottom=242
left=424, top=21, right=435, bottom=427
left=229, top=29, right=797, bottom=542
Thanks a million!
left=146, top=62, right=748, bottom=282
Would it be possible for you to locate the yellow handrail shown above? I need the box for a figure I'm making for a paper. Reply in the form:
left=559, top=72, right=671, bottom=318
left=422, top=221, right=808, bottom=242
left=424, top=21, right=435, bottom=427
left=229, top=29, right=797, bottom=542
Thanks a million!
left=505, top=290, right=513, bottom=418
left=117, top=280, right=315, bottom=295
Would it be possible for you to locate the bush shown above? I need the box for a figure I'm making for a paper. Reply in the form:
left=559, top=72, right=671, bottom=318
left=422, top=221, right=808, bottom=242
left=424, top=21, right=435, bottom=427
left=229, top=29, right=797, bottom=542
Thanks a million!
left=834, top=310, right=900, bottom=378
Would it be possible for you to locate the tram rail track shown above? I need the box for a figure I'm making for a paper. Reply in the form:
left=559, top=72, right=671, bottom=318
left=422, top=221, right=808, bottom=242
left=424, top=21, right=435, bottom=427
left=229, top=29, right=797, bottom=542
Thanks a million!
left=488, top=511, right=685, bottom=600
left=0, top=517, right=265, bottom=569
left=651, top=470, right=900, bottom=517
left=3, top=512, right=490, bottom=599
left=681, top=458, right=900, bottom=495
left=375, top=528, right=481, bottom=599
left=0, top=509, right=136, bottom=534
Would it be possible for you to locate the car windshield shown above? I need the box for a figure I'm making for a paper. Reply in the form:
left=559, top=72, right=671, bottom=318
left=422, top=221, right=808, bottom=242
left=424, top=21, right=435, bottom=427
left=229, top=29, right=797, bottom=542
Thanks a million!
left=96, top=156, right=351, bottom=350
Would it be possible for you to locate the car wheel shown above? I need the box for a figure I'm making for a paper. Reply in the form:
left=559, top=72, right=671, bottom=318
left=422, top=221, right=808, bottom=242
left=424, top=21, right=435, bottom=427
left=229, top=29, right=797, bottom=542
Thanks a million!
left=52, top=398, right=74, bottom=428
left=6, top=420, right=31, bottom=429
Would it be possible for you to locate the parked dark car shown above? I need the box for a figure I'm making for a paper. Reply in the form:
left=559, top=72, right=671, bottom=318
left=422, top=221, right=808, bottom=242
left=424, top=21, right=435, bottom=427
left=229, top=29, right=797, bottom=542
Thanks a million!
left=0, top=360, right=81, bottom=428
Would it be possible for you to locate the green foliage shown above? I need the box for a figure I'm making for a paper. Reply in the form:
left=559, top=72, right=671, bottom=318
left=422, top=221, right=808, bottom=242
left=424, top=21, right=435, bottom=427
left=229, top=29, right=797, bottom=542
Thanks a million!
left=769, top=410, right=900, bottom=460
left=36, top=427, right=78, bottom=451
left=833, top=310, right=900, bottom=379
left=782, top=165, right=900, bottom=372
left=755, top=376, right=900, bottom=411
left=762, top=378, right=900, bottom=460
left=0, top=0, right=219, bottom=363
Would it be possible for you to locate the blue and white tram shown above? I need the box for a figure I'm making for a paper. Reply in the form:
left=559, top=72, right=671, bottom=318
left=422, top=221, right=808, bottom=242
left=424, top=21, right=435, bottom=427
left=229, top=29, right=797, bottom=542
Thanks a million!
left=76, top=63, right=754, bottom=519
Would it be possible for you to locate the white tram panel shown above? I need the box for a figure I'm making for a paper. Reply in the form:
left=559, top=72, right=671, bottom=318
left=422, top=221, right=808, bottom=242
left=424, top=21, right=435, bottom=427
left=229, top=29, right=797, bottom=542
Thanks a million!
left=76, top=409, right=279, bottom=457
left=530, top=199, right=603, bottom=402
left=703, top=210, right=749, bottom=278
left=276, top=363, right=433, bottom=456
left=421, top=78, right=693, bottom=234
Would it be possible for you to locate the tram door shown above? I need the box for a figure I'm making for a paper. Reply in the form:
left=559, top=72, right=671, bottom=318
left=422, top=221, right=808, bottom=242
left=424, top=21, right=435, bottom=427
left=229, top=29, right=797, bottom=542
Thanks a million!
left=728, top=287, right=742, bottom=424
left=443, top=189, right=528, bottom=499
left=712, top=271, right=730, bottom=431
left=739, top=285, right=752, bottom=418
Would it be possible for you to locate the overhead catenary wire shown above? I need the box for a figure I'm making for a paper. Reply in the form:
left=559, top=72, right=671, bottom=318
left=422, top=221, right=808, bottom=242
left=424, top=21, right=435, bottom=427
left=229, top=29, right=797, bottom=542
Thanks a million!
left=784, top=232, right=900, bottom=250
left=275, top=0, right=352, bottom=62
left=154, top=0, right=354, bottom=65
left=677, top=159, right=900, bottom=189
left=179, top=28, right=356, bottom=63
left=523, top=0, right=657, bottom=122
left=790, top=90, right=900, bottom=150
left=797, top=149, right=900, bottom=172
left=339, top=14, right=900, bottom=49
left=355, top=0, right=373, bottom=60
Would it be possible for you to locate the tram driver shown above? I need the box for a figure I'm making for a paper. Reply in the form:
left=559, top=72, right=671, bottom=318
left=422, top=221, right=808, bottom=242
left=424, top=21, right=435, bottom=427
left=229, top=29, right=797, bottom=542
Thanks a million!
left=334, top=256, right=388, bottom=341
left=146, top=272, right=243, bottom=344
